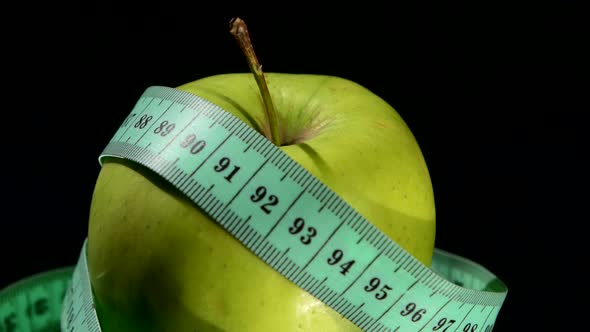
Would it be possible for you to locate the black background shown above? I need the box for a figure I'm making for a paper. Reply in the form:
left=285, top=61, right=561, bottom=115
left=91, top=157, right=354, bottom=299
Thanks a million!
left=2, top=2, right=585, bottom=330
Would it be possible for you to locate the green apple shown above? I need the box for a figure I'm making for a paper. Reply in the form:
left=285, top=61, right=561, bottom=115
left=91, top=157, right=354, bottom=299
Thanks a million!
left=87, top=72, right=436, bottom=331
left=87, top=19, right=436, bottom=332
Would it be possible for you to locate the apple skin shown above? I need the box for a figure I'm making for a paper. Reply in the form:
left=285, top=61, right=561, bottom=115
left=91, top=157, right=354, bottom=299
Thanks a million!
left=87, top=73, right=436, bottom=331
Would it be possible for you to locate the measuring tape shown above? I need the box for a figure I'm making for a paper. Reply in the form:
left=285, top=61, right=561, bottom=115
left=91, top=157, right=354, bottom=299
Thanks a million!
left=1, top=86, right=507, bottom=331
left=0, top=242, right=99, bottom=332
left=0, top=267, right=73, bottom=332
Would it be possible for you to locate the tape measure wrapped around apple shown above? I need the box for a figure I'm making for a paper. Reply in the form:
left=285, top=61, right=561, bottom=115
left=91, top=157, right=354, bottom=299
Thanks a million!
left=87, top=18, right=506, bottom=331
left=0, top=18, right=507, bottom=332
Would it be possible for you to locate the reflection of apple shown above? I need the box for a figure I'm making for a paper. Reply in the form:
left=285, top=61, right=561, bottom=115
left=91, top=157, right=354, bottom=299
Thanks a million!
left=87, top=19, right=436, bottom=331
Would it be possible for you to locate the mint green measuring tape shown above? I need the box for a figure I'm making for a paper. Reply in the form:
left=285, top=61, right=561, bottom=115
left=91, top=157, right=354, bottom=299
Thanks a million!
left=0, top=86, right=507, bottom=331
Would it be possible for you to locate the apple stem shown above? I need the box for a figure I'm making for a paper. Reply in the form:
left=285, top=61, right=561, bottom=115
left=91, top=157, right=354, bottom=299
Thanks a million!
left=230, top=17, right=281, bottom=146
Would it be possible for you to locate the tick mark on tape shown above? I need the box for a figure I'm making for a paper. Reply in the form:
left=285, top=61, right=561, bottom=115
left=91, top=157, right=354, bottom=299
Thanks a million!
left=407, top=279, right=419, bottom=291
